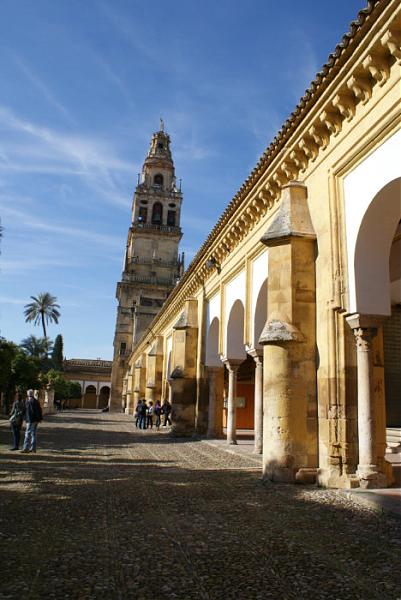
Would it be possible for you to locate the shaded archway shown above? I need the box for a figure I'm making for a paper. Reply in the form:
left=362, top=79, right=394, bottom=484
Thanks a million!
left=347, top=178, right=401, bottom=487
left=83, top=385, right=97, bottom=409
left=152, top=202, right=163, bottom=225
left=354, top=178, right=401, bottom=316
left=226, top=300, right=246, bottom=361
left=99, top=386, right=110, bottom=409
left=206, top=317, right=220, bottom=367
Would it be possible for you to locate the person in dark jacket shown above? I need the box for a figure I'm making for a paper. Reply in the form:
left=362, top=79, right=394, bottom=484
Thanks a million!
left=9, top=393, right=25, bottom=450
left=161, top=400, right=172, bottom=426
left=139, top=400, right=148, bottom=429
left=21, top=390, right=43, bottom=453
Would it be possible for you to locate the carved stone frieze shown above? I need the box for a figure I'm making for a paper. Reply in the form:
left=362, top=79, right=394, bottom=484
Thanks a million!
left=346, top=74, right=372, bottom=105
left=362, top=53, right=390, bottom=85
left=332, top=93, right=356, bottom=121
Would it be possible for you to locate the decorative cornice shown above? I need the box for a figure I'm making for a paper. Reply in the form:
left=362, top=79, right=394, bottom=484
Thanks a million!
left=130, top=0, right=400, bottom=361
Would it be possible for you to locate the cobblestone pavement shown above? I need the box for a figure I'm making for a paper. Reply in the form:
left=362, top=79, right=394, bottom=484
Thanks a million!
left=0, top=411, right=400, bottom=600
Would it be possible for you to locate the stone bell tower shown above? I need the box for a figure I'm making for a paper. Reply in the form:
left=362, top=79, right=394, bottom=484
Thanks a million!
left=110, top=122, right=184, bottom=411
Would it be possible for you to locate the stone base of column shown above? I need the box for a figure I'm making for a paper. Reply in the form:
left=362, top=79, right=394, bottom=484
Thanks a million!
left=263, top=465, right=295, bottom=483
left=295, top=468, right=317, bottom=484
left=357, top=465, right=387, bottom=489
left=170, top=378, right=197, bottom=437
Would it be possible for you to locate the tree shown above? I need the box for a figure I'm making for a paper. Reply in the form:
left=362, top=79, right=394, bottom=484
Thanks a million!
left=24, top=292, right=61, bottom=338
left=51, top=334, right=64, bottom=371
left=20, top=335, right=53, bottom=358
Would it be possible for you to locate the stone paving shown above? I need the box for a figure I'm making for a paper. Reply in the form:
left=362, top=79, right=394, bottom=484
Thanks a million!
left=0, top=411, right=400, bottom=600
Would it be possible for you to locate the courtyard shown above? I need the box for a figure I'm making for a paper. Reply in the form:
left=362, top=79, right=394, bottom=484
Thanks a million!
left=0, top=410, right=400, bottom=600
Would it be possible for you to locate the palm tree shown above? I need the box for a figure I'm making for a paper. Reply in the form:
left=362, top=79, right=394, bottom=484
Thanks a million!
left=24, top=292, right=61, bottom=338
left=20, top=335, right=53, bottom=358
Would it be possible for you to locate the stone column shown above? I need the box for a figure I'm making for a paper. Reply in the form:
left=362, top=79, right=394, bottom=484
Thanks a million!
left=248, top=350, right=263, bottom=454
left=170, top=299, right=199, bottom=437
left=346, top=314, right=387, bottom=489
left=207, top=367, right=224, bottom=438
left=224, top=360, right=241, bottom=445
left=260, top=181, right=318, bottom=483
left=96, top=394, right=100, bottom=409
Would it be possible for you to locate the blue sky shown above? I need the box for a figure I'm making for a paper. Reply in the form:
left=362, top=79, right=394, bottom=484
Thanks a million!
left=0, top=0, right=364, bottom=359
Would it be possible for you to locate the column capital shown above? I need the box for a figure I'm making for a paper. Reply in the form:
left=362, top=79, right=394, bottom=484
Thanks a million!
left=346, top=313, right=386, bottom=331
left=222, top=358, right=242, bottom=372
left=246, top=347, right=263, bottom=364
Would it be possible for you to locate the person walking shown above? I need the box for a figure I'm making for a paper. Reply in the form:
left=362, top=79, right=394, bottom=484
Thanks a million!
left=9, top=393, right=25, bottom=450
left=139, top=399, right=148, bottom=430
left=147, top=401, right=154, bottom=429
left=154, top=400, right=162, bottom=431
left=162, top=400, right=172, bottom=427
left=134, top=400, right=142, bottom=428
left=21, top=390, right=43, bottom=453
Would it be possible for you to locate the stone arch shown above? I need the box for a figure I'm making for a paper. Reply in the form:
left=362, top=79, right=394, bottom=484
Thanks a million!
left=152, top=202, right=163, bottom=225
left=253, top=278, right=267, bottom=349
left=83, top=384, right=97, bottom=409
left=226, top=300, right=246, bottom=361
left=354, top=178, right=401, bottom=315
left=154, top=173, right=163, bottom=186
left=99, top=386, right=110, bottom=409
left=206, top=317, right=220, bottom=366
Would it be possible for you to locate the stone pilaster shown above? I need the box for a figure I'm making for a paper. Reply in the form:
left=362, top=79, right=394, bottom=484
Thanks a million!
left=206, top=366, right=225, bottom=438
left=145, top=336, right=164, bottom=404
left=346, top=314, right=387, bottom=489
left=170, top=299, right=199, bottom=436
left=260, top=181, right=318, bottom=483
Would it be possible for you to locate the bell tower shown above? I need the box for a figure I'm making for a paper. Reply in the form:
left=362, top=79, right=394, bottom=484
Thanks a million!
left=110, top=123, right=184, bottom=411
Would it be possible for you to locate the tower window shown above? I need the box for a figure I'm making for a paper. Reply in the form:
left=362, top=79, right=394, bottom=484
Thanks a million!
left=138, top=206, right=147, bottom=223
left=167, top=210, right=176, bottom=226
left=152, top=202, right=163, bottom=225
left=157, top=142, right=164, bottom=150
left=120, top=342, right=126, bottom=356
left=168, top=203, right=176, bottom=208
left=154, top=174, right=163, bottom=186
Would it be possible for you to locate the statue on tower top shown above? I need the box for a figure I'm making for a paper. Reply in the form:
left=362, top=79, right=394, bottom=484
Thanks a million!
left=160, top=117, right=165, bottom=132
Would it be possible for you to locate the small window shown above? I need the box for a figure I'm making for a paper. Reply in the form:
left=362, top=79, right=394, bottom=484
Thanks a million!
left=138, top=206, right=147, bottom=223
left=154, top=174, right=163, bottom=186
left=157, top=142, right=164, bottom=150
left=140, top=200, right=148, bottom=205
left=167, top=210, right=176, bottom=226
left=152, top=202, right=163, bottom=225
left=168, top=203, right=176, bottom=208
left=120, top=342, right=126, bottom=356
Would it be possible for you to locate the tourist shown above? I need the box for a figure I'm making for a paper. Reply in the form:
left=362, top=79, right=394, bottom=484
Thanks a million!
left=161, top=400, right=172, bottom=426
left=139, top=399, right=148, bottom=429
left=147, top=401, right=154, bottom=429
left=21, top=390, right=43, bottom=453
left=134, top=399, right=142, bottom=428
left=9, top=393, right=25, bottom=450
left=154, top=400, right=162, bottom=431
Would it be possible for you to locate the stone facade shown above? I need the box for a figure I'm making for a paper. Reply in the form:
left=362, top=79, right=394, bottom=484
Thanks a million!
left=110, top=125, right=184, bottom=410
left=117, top=0, right=401, bottom=489
left=64, top=359, right=112, bottom=409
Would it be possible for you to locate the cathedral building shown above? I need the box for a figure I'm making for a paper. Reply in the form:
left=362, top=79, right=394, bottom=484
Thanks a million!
left=114, top=0, right=401, bottom=490
left=110, top=124, right=184, bottom=410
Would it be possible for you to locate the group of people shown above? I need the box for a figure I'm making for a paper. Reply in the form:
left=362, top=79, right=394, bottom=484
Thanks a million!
left=134, top=399, right=172, bottom=431
left=9, top=389, right=43, bottom=452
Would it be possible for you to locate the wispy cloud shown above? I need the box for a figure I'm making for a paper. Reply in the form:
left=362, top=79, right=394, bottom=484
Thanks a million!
left=0, top=105, right=133, bottom=208
left=12, top=54, right=76, bottom=124
left=0, top=204, right=123, bottom=249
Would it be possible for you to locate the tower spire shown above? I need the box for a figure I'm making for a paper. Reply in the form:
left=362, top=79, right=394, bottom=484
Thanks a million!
left=160, top=117, right=165, bottom=132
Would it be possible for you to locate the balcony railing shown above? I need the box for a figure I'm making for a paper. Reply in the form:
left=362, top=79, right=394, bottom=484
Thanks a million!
left=121, top=273, right=178, bottom=286
left=130, top=257, right=180, bottom=268
left=131, top=222, right=181, bottom=235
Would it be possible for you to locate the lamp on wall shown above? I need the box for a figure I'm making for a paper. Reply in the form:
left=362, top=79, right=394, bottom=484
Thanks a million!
left=205, top=256, right=221, bottom=274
